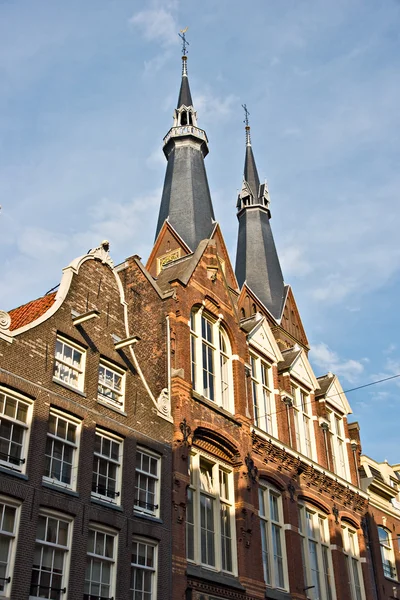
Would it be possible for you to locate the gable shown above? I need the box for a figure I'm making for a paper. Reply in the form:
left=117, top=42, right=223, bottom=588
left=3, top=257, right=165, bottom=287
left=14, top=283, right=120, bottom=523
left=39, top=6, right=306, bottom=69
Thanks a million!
left=238, top=284, right=277, bottom=329
left=279, top=287, right=309, bottom=347
left=146, top=221, right=191, bottom=278
left=211, top=224, right=238, bottom=291
left=290, top=350, right=320, bottom=391
left=325, top=377, right=352, bottom=415
left=248, top=317, right=283, bottom=364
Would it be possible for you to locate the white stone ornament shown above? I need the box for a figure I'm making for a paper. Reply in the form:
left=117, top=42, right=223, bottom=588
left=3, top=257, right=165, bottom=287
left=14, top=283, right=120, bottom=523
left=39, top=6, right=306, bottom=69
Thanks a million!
left=0, top=310, right=11, bottom=330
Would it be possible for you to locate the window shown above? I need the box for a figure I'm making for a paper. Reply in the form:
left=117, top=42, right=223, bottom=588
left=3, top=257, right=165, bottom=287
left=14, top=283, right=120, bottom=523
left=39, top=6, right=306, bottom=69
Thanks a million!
left=378, top=526, right=397, bottom=580
left=0, top=499, right=19, bottom=595
left=91, top=430, right=122, bottom=504
left=258, top=484, right=287, bottom=590
left=43, top=410, right=80, bottom=490
left=186, top=450, right=236, bottom=573
left=250, top=354, right=274, bottom=435
left=30, top=512, right=72, bottom=600
left=53, top=337, right=85, bottom=391
left=98, top=361, right=125, bottom=410
left=190, top=309, right=233, bottom=411
left=298, top=506, right=335, bottom=600
left=291, top=384, right=314, bottom=459
left=0, top=389, right=31, bottom=472
left=84, top=526, right=117, bottom=600
left=134, top=449, right=160, bottom=518
left=327, top=410, right=348, bottom=480
left=130, top=538, right=157, bottom=600
left=342, top=525, right=365, bottom=600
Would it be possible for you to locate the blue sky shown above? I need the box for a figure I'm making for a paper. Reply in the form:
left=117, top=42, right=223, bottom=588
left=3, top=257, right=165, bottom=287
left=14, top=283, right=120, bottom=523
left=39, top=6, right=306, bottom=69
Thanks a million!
left=1, top=0, right=399, bottom=462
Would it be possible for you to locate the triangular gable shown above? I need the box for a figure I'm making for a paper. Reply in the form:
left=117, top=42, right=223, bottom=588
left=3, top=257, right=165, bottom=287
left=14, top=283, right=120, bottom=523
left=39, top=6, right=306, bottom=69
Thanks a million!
left=290, top=349, right=320, bottom=391
left=146, top=221, right=191, bottom=278
left=238, top=284, right=277, bottom=330
left=279, top=286, right=309, bottom=348
left=323, top=376, right=352, bottom=415
left=247, top=317, right=283, bottom=364
left=211, top=223, right=238, bottom=291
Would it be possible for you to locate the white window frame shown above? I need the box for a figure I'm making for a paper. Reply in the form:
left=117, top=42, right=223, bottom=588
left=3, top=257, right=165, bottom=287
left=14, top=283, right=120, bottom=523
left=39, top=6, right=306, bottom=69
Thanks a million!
left=53, top=336, right=86, bottom=392
left=43, top=408, right=81, bottom=491
left=0, top=496, right=21, bottom=598
left=342, top=525, right=366, bottom=600
left=258, top=483, right=288, bottom=591
left=327, top=409, right=350, bottom=480
left=186, top=449, right=237, bottom=575
left=291, top=383, right=315, bottom=460
left=298, top=505, right=336, bottom=600
left=190, top=308, right=234, bottom=412
left=134, top=448, right=161, bottom=518
left=29, top=509, right=73, bottom=600
left=97, top=360, right=126, bottom=411
left=0, top=387, right=33, bottom=474
left=130, top=537, right=158, bottom=600
left=84, top=524, right=117, bottom=600
left=378, top=526, right=397, bottom=580
left=250, top=353, right=276, bottom=436
left=91, top=429, right=122, bottom=505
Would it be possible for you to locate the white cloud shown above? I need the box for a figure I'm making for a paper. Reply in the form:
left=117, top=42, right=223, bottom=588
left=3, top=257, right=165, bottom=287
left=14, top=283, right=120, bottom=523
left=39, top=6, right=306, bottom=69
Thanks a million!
left=310, top=342, right=364, bottom=383
left=130, top=8, right=179, bottom=48
left=280, top=245, right=312, bottom=277
left=195, top=92, right=238, bottom=122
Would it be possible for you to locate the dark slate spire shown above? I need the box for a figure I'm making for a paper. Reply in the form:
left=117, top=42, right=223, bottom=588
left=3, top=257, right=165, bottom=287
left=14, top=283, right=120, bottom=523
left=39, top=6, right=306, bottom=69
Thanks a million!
left=155, top=49, right=215, bottom=251
left=235, top=117, right=285, bottom=320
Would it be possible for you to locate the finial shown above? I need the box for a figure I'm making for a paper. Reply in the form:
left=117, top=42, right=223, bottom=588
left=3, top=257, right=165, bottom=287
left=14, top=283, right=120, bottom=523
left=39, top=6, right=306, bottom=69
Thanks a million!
left=179, top=27, right=189, bottom=76
left=242, top=103, right=251, bottom=146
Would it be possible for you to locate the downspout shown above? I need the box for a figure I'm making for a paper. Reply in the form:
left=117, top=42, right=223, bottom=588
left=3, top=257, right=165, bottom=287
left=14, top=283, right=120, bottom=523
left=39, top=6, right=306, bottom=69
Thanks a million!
left=166, top=314, right=171, bottom=405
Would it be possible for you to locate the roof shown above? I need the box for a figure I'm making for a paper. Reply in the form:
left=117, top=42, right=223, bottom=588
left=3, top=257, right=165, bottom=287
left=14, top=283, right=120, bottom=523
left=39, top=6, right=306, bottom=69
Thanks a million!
left=177, top=73, right=193, bottom=108
left=278, top=346, right=302, bottom=371
left=315, top=373, right=335, bottom=398
left=155, top=240, right=209, bottom=293
left=8, top=292, right=57, bottom=331
left=244, top=143, right=260, bottom=200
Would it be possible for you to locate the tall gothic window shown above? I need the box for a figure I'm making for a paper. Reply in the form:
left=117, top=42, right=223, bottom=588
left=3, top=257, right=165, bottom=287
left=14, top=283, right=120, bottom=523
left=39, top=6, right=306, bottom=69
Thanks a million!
left=298, top=506, right=335, bottom=600
left=190, top=308, right=233, bottom=412
left=186, top=449, right=236, bottom=574
left=258, top=483, right=288, bottom=590
left=250, top=354, right=274, bottom=435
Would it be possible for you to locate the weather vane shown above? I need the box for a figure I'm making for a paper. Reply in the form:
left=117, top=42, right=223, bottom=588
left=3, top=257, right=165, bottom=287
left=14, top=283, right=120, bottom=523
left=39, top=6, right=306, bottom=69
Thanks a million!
left=179, top=27, right=189, bottom=56
left=242, top=104, right=250, bottom=127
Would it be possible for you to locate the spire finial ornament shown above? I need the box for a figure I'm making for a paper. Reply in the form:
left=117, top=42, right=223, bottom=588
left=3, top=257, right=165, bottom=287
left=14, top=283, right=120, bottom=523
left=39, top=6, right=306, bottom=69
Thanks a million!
left=179, top=27, right=189, bottom=77
left=242, top=103, right=251, bottom=146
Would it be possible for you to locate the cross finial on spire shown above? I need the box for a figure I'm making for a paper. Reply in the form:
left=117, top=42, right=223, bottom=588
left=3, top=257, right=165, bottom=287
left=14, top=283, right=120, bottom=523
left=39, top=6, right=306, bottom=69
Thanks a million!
left=178, top=27, right=189, bottom=77
left=242, top=104, right=251, bottom=146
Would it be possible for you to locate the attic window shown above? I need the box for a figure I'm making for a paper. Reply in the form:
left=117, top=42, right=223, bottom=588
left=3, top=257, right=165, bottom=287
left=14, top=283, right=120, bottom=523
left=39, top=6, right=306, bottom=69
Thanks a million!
left=240, top=308, right=246, bottom=319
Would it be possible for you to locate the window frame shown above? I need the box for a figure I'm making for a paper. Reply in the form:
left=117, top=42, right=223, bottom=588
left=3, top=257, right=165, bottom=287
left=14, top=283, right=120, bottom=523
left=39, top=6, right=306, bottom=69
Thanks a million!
left=53, top=335, right=86, bottom=392
left=97, top=359, right=126, bottom=412
left=43, top=408, right=81, bottom=491
left=91, top=429, right=123, bottom=506
left=250, top=353, right=275, bottom=436
left=29, top=509, right=73, bottom=600
left=0, top=386, right=33, bottom=474
left=134, top=447, right=161, bottom=519
left=258, top=482, right=288, bottom=591
left=130, top=537, right=158, bottom=600
left=326, top=409, right=349, bottom=480
left=291, top=383, right=315, bottom=460
left=186, top=449, right=237, bottom=575
left=0, top=496, right=21, bottom=598
left=84, top=524, right=117, bottom=600
left=298, top=505, right=336, bottom=600
left=190, top=308, right=234, bottom=412
left=378, top=525, right=397, bottom=580
left=341, top=524, right=366, bottom=600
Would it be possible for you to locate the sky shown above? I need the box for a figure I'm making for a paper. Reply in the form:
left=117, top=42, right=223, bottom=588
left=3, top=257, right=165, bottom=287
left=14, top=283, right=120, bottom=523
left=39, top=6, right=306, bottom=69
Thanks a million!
left=1, top=0, right=400, bottom=463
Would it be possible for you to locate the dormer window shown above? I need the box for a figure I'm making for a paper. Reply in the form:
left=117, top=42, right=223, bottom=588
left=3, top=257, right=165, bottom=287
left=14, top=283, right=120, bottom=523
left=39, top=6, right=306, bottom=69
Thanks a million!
left=291, top=384, right=314, bottom=460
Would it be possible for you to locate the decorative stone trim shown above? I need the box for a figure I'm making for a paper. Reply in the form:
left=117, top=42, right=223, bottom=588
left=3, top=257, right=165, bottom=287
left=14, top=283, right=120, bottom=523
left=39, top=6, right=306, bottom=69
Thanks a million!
left=0, top=310, right=13, bottom=343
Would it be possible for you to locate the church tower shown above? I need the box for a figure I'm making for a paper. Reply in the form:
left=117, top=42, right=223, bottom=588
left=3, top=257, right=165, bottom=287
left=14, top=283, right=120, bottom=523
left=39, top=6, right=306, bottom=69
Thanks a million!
left=154, top=45, right=215, bottom=254
left=235, top=112, right=286, bottom=320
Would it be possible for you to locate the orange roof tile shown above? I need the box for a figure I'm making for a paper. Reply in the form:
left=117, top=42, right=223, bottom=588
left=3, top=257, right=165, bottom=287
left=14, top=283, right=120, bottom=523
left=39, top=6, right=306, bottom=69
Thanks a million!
left=8, top=292, right=57, bottom=331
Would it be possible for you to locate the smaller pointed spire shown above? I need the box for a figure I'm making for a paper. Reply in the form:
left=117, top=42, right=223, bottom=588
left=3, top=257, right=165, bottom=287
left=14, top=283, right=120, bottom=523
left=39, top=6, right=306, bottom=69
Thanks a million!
left=177, top=28, right=193, bottom=108
left=241, top=105, right=260, bottom=201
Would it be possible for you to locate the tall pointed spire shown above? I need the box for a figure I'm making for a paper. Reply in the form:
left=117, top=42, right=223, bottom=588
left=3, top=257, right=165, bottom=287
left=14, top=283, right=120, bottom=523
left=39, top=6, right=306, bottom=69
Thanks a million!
left=154, top=31, right=215, bottom=251
left=235, top=109, right=285, bottom=319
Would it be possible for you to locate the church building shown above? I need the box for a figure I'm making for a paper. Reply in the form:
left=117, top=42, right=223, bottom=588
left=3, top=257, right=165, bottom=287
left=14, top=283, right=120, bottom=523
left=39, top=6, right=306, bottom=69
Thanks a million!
left=0, top=41, right=399, bottom=600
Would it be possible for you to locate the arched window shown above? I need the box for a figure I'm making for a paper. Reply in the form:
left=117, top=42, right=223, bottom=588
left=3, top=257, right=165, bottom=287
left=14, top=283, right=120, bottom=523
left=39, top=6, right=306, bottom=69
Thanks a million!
left=342, top=524, right=365, bottom=599
left=240, top=308, right=246, bottom=319
left=190, top=308, right=233, bottom=412
left=378, top=526, right=397, bottom=579
left=259, top=482, right=288, bottom=590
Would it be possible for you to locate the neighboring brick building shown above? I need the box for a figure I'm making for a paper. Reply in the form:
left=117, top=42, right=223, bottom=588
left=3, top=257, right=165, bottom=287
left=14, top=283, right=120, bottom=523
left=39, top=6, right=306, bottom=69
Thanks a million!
left=0, top=45, right=396, bottom=600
